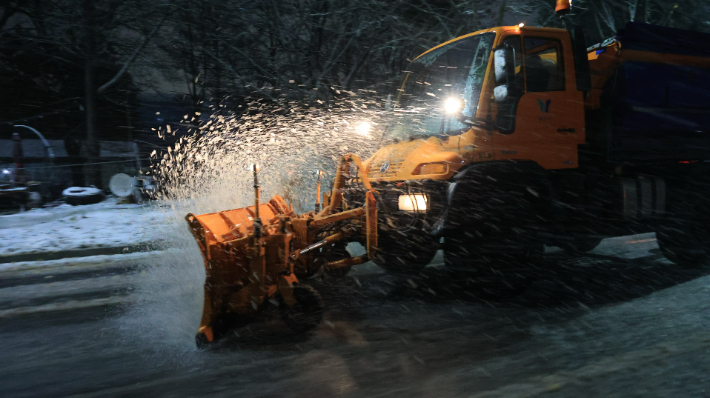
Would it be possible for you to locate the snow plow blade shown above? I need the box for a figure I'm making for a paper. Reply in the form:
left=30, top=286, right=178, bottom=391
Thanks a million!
left=185, top=156, right=378, bottom=347
left=185, top=195, right=303, bottom=346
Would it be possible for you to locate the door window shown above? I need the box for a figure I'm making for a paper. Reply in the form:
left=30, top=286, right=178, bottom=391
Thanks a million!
left=524, top=38, right=565, bottom=92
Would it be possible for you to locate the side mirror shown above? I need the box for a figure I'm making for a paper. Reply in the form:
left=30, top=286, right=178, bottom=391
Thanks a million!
left=494, top=45, right=519, bottom=133
left=493, top=85, right=508, bottom=103
left=494, top=46, right=516, bottom=103
left=494, top=46, right=515, bottom=85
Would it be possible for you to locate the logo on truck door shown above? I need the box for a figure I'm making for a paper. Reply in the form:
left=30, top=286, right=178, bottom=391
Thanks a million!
left=537, top=99, right=551, bottom=113
left=380, top=162, right=390, bottom=174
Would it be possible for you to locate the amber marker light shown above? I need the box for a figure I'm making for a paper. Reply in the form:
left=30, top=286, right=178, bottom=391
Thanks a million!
left=415, top=162, right=448, bottom=175
left=555, top=0, right=571, bottom=15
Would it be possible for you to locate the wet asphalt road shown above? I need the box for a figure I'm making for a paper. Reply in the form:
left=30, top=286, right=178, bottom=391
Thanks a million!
left=2, top=234, right=710, bottom=398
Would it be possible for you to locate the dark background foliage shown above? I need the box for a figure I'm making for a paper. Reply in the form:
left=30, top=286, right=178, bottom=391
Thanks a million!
left=0, top=0, right=708, bottom=183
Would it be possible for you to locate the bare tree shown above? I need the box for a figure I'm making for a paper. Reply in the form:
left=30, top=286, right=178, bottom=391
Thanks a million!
left=0, top=0, right=172, bottom=186
left=156, top=0, right=516, bottom=106
left=531, top=0, right=710, bottom=43
left=79, top=0, right=171, bottom=186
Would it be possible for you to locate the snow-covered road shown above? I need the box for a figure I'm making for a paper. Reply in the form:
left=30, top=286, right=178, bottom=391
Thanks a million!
left=2, top=232, right=710, bottom=397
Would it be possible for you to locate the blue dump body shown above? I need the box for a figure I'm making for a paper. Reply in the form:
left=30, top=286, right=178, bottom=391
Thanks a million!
left=606, top=23, right=710, bottom=162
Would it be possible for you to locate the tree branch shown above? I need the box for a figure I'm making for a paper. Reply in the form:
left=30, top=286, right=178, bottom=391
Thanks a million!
left=97, top=10, right=171, bottom=94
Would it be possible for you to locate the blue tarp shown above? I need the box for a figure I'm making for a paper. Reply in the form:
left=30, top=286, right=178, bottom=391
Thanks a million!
left=607, top=24, right=710, bottom=160
left=617, top=22, right=710, bottom=57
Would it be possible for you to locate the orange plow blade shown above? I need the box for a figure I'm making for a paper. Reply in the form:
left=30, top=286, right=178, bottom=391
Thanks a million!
left=186, top=195, right=305, bottom=347
left=184, top=155, right=378, bottom=347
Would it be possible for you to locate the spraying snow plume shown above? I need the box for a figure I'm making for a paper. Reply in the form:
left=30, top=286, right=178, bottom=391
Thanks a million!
left=154, top=93, right=390, bottom=212
left=119, top=92, right=389, bottom=352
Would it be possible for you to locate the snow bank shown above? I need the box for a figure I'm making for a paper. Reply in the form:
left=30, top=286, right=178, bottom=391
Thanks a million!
left=0, top=198, right=166, bottom=256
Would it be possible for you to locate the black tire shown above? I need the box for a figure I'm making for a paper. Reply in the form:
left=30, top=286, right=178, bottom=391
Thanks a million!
left=442, top=162, right=548, bottom=297
left=372, top=227, right=439, bottom=274
left=280, top=285, right=325, bottom=333
left=443, top=233, right=473, bottom=269
left=323, top=243, right=352, bottom=277
left=656, top=177, right=710, bottom=268
left=656, top=224, right=710, bottom=268
left=559, top=237, right=603, bottom=254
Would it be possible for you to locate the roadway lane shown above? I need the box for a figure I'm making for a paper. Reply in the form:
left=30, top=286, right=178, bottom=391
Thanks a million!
left=2, top=235, right=710, bottom=397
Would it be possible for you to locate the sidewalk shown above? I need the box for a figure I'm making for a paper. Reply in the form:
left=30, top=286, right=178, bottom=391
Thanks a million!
left=0, top=197, right=167, bottom=264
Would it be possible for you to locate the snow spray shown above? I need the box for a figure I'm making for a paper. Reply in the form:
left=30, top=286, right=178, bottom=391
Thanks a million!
left=119, top=93, right=387, bottom=354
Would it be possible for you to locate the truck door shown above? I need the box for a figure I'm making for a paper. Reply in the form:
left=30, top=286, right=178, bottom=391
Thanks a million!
left=494, top=32, right=585, bottom=170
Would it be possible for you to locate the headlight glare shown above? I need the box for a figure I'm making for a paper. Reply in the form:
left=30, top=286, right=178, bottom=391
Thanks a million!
left=398, top=194, right=427, bottom=212
left=444, top=97, right=463, bottom=115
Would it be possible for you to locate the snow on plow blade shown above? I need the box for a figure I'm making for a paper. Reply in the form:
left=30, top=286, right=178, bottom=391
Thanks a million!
left=185, top=156, right=378, bottom=347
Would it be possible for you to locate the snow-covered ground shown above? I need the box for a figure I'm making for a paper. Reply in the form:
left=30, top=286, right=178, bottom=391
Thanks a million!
left=0, top=197, right=167, bottom=257
left=0, top=251, right=159, bottom=273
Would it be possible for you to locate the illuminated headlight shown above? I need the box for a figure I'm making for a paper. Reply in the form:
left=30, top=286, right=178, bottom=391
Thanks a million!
left=444, top=97, right=463, bottom=115
left=398, top=194, right=427, bottom=212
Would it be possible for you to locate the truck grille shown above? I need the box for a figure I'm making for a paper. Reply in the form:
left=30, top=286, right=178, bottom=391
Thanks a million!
left=368, top=159, right=404, bottom=179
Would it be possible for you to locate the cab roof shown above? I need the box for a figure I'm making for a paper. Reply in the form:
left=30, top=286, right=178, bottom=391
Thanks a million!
left=413, top=25, right=568, bottom=62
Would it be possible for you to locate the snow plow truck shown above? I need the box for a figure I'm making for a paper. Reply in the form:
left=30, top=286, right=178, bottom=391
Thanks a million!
left=187, top=1, right=710, bottom=346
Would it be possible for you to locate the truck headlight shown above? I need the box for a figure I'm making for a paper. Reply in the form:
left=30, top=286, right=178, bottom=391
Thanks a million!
left=398, top=194, right=427, bottom=212
left=444, top=97, right=463, bottom=115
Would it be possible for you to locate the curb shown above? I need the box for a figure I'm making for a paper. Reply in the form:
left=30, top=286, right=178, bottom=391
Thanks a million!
left=0, top=242, right=164, bottom=264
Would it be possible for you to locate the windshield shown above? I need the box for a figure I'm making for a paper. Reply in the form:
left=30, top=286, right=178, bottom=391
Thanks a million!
left=389, top=32, right=495, bottom=140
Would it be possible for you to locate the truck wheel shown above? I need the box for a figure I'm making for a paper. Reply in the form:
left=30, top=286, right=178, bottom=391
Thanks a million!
left=372, top=228, right=439, bottom=274
left=656, top=224, right=710, bottom=268
left=280, top=285, right=325, bottom=333
left=559, top=237, right=602, bottom=254
left=443, top=234, right=473, bottom=268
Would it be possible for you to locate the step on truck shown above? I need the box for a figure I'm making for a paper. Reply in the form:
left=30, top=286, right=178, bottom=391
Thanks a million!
left=186, top=1, right=710, bottom=346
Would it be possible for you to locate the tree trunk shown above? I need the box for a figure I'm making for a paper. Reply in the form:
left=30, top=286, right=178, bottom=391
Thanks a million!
left=83, top=0, right=101, bottom=188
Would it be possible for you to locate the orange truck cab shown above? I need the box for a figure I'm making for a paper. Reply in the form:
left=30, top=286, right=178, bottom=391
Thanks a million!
left=352, top=22, right=710, bottom=278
